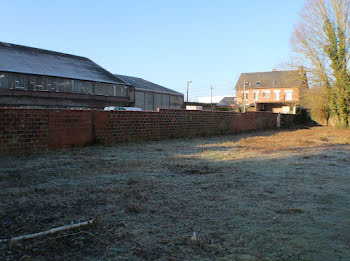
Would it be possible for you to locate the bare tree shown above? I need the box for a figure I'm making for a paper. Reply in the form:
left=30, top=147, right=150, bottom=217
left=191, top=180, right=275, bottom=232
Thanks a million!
left=300, top=86, right=331, bottom=124
left=292, top=0, right=350, bottom=127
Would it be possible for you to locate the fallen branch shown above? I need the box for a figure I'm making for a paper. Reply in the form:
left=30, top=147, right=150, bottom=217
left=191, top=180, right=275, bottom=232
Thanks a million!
left=0, top=219, right=94, bottom=244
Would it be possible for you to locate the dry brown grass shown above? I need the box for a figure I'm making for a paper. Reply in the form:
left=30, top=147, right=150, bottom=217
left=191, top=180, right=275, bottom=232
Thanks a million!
left=0, top=126, right=349, bottom=260
left=236, top=127, right=350, bottom=151
left=191, top=127, right=350, bottom=161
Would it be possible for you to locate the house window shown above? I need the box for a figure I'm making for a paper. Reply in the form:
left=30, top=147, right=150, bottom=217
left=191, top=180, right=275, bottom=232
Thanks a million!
left=253, top=91, right=259, bottom=101
left=273, top=80, right=277, bottom=85
left=262, top=90, right=270, bottom=98
left=285, top=90, right=293, bottom=101
left=274, top=90, right=280, bottom=101
left=256, top=81, right=261, bottom=86
left=244, top=81, right=249, bottom=87
left=242, top=91, right=249, bottom=100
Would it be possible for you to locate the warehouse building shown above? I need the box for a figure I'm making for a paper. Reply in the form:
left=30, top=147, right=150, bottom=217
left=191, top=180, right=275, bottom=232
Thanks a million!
left=0, top=42, right=132, bottom=108
left=116, top=74, right=184, bottom=111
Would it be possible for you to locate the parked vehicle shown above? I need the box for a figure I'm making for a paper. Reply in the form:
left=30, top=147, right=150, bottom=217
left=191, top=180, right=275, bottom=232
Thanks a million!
left=104, top=106, right=143, bottom=111
left=123, top=107, right=143, bottom=111
left=104, top=106, right=126, bottom=111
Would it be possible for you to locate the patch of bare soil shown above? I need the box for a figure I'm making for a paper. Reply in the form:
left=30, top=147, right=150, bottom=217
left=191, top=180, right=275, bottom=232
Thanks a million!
left=0, top=126, right=349, bottom=260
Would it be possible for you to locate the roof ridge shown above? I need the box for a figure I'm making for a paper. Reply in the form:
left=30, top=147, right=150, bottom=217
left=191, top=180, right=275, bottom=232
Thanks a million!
left=115, top=74, right=183, bottom=95
left=115, top=74, right=144, bottom=81
left=241, top=69, right=299, bottom=75
left=0, top=41, right=88, bottom=61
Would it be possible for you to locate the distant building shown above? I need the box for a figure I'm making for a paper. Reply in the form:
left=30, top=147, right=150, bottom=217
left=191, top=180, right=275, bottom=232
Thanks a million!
left=116, top=75, right=184, bottom=111
left=186, top=105, right=203, bottom=110
left=235, top=67, right=308, bottom=114
left=216, top=97, right=237, bottom=110
left=0, top=42, right=131, bottom=108
left=198, top=95, right=235, bottom=104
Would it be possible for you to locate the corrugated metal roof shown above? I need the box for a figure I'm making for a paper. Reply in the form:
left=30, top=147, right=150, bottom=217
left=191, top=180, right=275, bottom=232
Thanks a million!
left=116, top=74, right=183, bottom=96
left=235, top=69, right=308, bottom=90
left=0, top=42, right=127, bottom=84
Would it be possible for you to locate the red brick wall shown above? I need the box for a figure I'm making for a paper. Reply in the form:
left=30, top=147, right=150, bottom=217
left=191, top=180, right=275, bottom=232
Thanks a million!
left=0, top=109, right=92, bottom=153
left=0, top=109, right=48, bottom=153
left=92, top=110, right=277, bottom=145
left=0, top=108, right=300, bottom=153
left=48, top=110, right=92, bottom=149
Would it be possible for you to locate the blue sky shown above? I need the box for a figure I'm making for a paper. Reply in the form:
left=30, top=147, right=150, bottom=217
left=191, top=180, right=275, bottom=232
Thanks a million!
left=1, top=0, right=305, bottom=101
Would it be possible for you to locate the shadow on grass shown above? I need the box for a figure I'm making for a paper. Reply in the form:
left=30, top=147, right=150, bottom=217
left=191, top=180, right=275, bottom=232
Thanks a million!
left=0, top=126, right=349, bottom=260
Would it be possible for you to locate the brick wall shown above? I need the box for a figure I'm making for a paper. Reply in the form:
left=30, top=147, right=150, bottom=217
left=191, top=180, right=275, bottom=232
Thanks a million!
left=48, top=110, right=92, bottom=149
left=0, top=109, right=48, bottom=153
left=92, top=110, right=260, bottom=144
left=0, top=108, right=300, bottom=153
left=0, top=109, right=92, bottom=153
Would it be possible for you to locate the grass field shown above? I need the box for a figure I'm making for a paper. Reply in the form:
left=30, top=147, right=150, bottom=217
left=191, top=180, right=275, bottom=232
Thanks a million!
left=0, top=126, right=350, bottom=260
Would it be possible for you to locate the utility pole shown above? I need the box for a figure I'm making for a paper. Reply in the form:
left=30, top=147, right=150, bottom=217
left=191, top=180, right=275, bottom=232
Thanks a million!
left=210, top=85, right=214, bottom=111
left=186, top=81, right=192, bottom=103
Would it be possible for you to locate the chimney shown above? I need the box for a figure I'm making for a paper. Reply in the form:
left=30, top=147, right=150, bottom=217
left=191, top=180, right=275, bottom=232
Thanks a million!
left=272, top=68, right=277, bottom=71
left=298, top=66, right=304, bottom=74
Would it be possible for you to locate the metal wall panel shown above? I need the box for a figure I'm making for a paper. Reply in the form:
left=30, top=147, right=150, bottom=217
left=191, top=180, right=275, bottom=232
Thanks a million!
left=0, top=72, right=8, bottom=88
left=161, top=94, right=170, bottom=109
left=170, top=95, right=184, bottom=109
left=145, top=92, right=154, bottom=111
left=135, top=91, right=145, bottom=110
left=0, top=71, right=129, bottom=97
left=129, top=89, right=135, bottom=102
left=154, top=93, right=162, bottom=111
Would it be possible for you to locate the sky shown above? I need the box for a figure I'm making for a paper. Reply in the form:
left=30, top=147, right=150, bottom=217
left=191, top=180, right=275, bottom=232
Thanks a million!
left=1, top=0, right=305, bottom=101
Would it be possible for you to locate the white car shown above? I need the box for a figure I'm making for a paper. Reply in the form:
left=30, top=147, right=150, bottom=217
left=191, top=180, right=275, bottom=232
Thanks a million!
left=104, top=106, right=143, bottom=111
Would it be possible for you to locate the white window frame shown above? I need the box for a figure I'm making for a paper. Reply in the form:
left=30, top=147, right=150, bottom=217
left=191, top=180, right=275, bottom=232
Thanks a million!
left=53, top=82, right=58, bottom=92
left=15, top=80, right=26, bottom=90
left=15, top=80, right=20, bottom=88
left=284, top=90, right=293, bottom=101
left=262, top=90, right=270, bottom=98
left=253, top=91, right=259, bottom=101
left=274, top=90, right=280, bottom=101
left=30, top=81, right=35, bottom=90
left=243, top=91, right=249, bottom=100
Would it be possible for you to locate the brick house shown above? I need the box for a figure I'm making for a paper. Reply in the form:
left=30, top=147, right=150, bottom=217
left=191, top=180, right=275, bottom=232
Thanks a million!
left=235, top=67, right=308, bottom=114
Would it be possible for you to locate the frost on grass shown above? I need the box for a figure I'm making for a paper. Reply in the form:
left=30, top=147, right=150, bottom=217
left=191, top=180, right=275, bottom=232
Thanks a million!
left=0, top=126, right=349, bottom=260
